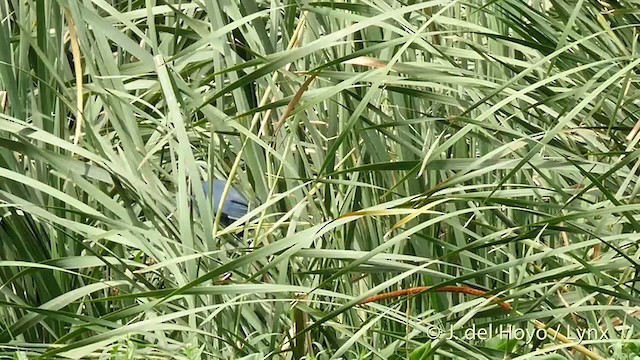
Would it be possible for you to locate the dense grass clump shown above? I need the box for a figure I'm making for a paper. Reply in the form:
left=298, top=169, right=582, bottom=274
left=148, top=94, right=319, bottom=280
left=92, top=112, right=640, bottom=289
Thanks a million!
left=0, top=0, right=639, bottom=359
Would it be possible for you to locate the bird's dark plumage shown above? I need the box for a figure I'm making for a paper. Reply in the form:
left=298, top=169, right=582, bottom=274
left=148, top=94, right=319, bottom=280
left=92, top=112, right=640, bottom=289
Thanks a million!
left=202, top=179, right=250, bottom=221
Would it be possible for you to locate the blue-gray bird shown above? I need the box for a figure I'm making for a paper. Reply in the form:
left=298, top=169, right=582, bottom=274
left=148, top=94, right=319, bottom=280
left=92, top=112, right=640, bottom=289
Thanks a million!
left=202, top=179, right=250, bottom=222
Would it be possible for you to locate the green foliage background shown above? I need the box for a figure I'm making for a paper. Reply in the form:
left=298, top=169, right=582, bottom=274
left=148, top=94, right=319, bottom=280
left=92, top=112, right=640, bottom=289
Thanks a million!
left=0, top=0, right=639, bottom=359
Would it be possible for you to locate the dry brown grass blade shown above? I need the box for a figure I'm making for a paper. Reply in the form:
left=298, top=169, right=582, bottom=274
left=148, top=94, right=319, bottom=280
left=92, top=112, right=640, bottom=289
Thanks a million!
left=359, top=285, right=513, bottom=311
left=343, top=56, right=388, bottom=69
left=273, top=72, right=317, bottom=135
